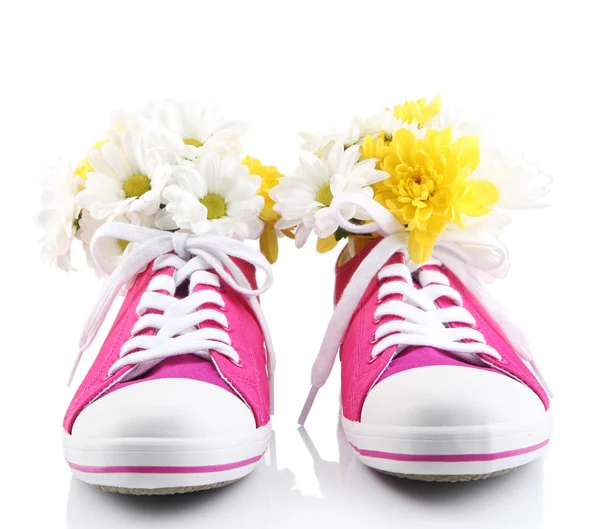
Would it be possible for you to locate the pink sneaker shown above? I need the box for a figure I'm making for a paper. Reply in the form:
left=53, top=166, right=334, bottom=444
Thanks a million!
left=299, top=196, right=552, bottom=482
left=64, top=223, right=275, bottom=494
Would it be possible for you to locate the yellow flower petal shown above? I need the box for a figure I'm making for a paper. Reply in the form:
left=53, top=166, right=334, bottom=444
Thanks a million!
left=393, top=95, right=442, bottom=127
left=281, top=228, right=296, bottom=240
left=260, top=224, right=279, bottom=264
left=448, top=135, right=480, bottom=180
left=460, top=179, right=499, bottom=217
left=408, top=231, right=434, bottom=263
left=242, top=156, right=282, bottom=224
left=316, top=234, right=338, bottom=254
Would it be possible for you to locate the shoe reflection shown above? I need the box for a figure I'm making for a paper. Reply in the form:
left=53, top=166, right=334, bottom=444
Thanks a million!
left=67, top=424, right=544, bottom=529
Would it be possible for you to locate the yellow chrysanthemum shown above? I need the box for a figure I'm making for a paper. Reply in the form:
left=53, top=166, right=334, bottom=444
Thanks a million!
left=242, top=156, right=283, bottom=264
left=370, top=127, right=499, bottom=263
left=393, top=95, right=442, bottom=127
left=73, top=141, right=105, bottom=181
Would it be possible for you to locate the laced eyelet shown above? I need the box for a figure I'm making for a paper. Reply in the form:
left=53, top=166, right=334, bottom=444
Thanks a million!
left=368, top=352, right=378, bottom=364
left=233, top=359, right=243, bottom=368
left=369, top=333, right=378, bottom=345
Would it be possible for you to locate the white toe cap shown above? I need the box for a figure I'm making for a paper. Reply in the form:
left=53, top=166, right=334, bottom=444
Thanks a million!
left=361, top=365, right=545, bottom=427
left=72, top=378, right=256, bottom=438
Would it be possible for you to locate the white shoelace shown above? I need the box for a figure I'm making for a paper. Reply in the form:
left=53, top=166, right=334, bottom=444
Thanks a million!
left=298, top=192, right=548, bottom=425
left=68, top=223, right=275, bottom=412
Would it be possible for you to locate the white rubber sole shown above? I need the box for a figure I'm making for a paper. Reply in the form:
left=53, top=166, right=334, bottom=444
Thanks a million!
left=63, top=423, right=272, bottom=494
left=342, top=411, right=552, bottom=480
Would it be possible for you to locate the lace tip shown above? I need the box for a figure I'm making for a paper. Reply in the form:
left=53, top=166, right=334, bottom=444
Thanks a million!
left=66, top=365, right=76, bottom=387
left=67, top=346, right=86, bottom=387
left=298, top=386, right=319, bottom=426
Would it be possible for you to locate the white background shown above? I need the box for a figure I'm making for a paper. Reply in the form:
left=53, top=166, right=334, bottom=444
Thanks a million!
left=1, top=1, right=598, bottom=527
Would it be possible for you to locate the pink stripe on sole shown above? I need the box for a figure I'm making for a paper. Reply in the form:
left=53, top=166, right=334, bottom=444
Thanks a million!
left=351, top=439, right=550, bottom=463
left=68, top=454, right=263, bottom=474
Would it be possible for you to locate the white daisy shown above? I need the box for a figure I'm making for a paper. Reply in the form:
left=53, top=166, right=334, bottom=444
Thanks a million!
left=113, top=99, right=247, bottom=161
left=35, top=163, right=82, bottom=271
left=272, top=142, right=388, bottom=247
left=78, top=212, right=155, bottom=274
left=156, top=154, right=264, bottom=239
left=76, top=131, right=170, bottom=220
left=301, top=109, right=421, bottom=158
left=352, top=108, right=414, bottom=141
left=299, top=126, right=357, bottom=157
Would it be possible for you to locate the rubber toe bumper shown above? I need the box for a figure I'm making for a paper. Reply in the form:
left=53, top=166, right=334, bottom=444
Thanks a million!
left=65, top=378, right=271, bottom=494
left=344, top=365, right=551, bottom=479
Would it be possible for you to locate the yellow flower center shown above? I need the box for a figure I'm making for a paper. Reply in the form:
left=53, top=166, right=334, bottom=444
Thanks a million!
left=183, top=138, right=203, bottom=148
left=395, top=165, right=439, bottom=207
left=316, top=183, right=334, bottom=206
left=200, top=193, right=227, bottom=219
left=122, top=174, right=151, bottom=198
left=117, top=239, right=129, bottom=251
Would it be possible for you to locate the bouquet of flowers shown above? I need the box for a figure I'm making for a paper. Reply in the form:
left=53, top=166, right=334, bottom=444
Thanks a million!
left=271, top=95, right=551, bottom=275
left=36, top=99, right=284, bottom=273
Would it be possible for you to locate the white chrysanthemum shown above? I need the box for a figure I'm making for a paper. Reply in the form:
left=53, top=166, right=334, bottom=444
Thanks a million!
left=475, top=147, right=552, bottom=210
left=35, top=163, right=82, bottom=271
left=430, top=107, right=551, bottom=209
left=112, top=99, right=247, bottom=161
left=76, top=131, right=170, bottom=220
left=156, top=154, right=264, bottom=239
left=78, top=212, right=155, bottom=274
left=272, top=142, right=388, bottom=247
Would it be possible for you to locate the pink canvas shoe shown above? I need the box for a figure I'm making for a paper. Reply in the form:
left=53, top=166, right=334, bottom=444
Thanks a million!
left=298, top=195, right=552, bottom=481
left=273, top=95, right=553, bottom=482
left=64, top=223, right=275, bottom=494
left=36, top=99, right=284, bottom=494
